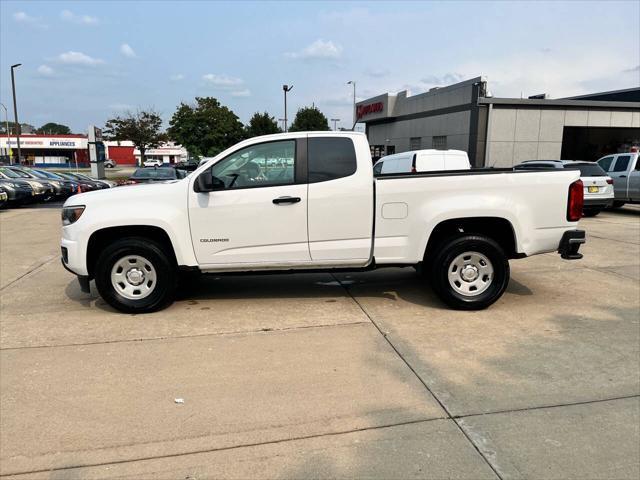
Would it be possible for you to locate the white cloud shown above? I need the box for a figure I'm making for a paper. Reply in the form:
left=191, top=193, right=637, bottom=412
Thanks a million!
left=170, top=73, right=185, bottom=81
left=231, top=89, right=251, bottom=98
left=120, top=43, right=136, bottom=58
left=56, top=51, right=104, bottom=66
left=37, top=65, right=54, bottom=76
left=286, top=39, right=342, bottom=60
left=13, top=11, right=47, bottom=29
left=60, top=10, right=98, bottom=25
left=202, top=73, right=243, bottom=87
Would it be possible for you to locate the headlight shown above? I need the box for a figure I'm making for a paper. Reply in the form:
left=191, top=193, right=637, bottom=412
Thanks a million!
left=61, top=206, right=85, bottom=226
left=27, top=180, right=41, bottom=189
left=50, top=180, right=61, bottom=187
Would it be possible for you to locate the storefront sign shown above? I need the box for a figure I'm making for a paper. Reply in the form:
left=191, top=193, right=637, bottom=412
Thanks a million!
left=356, top=101, right=384, bottom=119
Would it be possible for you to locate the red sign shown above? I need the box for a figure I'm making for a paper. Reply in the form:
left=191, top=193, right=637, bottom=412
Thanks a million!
left=356, top=102, right=383, bottom=119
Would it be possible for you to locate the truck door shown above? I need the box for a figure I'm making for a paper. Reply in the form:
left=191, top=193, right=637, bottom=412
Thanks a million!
left=189, top=138, right=311, bottom=265
left=609, top=154, right=632, bottom=199
left=307, top=135, right=374, bottom=262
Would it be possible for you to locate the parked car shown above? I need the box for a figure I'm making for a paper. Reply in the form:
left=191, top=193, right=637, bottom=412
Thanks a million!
left=515, top=160, right=613, bottom=216
left=0, top=186, right=8, bottom=208
left=596, top=151, right=640, bottom=208
left=65, top=172, right=116, bottom=188
left=0, top=178, right=34, bottom=205
left=128, top=167, right=185, bottom=184
left=104, top=159, right=117, bottom=168
left=0, top=167, right=55, bottom=202
left=143, top=159, right=163, bottom=167
left=28, top=169, right=80, bottom=197
left=58, top=172, right=112, bottom=191
left=7, top=166, right=77, bottom=199
left=61, top=132, right=585, bottom=314
left=373, top=149, right=471, bottom=175
left=172, top=160, right=201, bottom=172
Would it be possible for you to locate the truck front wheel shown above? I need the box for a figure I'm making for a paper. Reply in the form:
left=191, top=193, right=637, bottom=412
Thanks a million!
left=429, top=234, right=509, bottom=310
left=94, top=237, right=177, bottom=313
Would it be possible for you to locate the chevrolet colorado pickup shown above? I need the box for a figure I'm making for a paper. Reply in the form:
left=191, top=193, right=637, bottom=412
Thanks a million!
left=61, top=132, right=586, bottom=313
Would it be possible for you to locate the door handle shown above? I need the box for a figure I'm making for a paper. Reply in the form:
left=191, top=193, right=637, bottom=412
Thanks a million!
left=272, top=196, right=301, bottom=205
left=620, top=175, right=627, bottom=178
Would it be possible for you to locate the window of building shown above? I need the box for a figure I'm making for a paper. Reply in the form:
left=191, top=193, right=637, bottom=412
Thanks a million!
left=432, top=136, right=447, bottom=150
left=370, top=145, right=385, bottom=161
left=386, top=145, right=396, bottom=156
left=410, top=137, right=421, bottom=150
left=308, top=137, right=357, bottom=183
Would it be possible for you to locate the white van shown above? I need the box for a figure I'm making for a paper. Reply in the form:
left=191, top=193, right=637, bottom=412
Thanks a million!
left=373, top=149, right=471, bottom=175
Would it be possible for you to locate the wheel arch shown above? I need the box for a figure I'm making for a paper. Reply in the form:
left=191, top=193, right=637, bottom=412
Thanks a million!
left=423, top=217, right=519, bottom=261
left=86, top=225, right=177, bottom=278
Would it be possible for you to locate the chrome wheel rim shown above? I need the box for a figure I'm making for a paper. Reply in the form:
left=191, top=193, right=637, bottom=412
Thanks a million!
left=110, top=255, right=157, bottom=300
left=448, top=251, right=493, bottom=297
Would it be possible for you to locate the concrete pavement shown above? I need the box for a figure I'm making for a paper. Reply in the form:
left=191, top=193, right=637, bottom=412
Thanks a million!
left=0, top=205, right=638, bottom=479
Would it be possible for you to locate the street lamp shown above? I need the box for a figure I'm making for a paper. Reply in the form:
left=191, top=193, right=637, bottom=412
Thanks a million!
left=347, top=80, right=356, bottom=129
left=330, top=118, right=340, bottom=131
left=11, top=64, right=22, bottom=165
left=282, top=85, right=293, bottom=132
left=0, top=103, right=9, bottom=163
left=278, top=118, right=286, bottom=132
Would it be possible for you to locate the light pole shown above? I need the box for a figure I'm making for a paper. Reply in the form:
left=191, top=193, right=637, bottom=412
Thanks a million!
left=11, top=64, right=22, bottom=164
left=347, top=80, right=356, bottom=129
left=330, top=118, right=340, bottom=131
left=282, top=85, right=293, bottom=132
left=278, top=118, right=286, bottom=132
left=0, top=103, right=9, bottom=163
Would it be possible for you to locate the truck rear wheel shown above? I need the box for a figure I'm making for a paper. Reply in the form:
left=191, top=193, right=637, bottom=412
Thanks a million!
left=429, top=234, right=509, bottom=310
left=94, top=237, right=177, bottom=313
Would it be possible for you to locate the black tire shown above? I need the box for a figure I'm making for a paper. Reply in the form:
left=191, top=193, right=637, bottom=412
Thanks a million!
left=428, top=234, right=510, bottom=310
left=582, top=208, right=601, bottom=217
left=612, top=201, right=626, bottom=209
left=94, top=237, right=177, bottom=313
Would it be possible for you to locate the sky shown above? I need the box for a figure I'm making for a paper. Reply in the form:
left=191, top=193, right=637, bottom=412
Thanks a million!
left=1, top=0, right=638, bottom=133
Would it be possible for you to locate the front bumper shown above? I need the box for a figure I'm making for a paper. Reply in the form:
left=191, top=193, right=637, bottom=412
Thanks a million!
left=558, top=230, right=586, bottom=260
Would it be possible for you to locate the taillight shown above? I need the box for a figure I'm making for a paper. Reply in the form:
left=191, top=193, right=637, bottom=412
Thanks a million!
left=606, top=178, right=613, bottom=185
left=567, top=179, right=584, bottom=221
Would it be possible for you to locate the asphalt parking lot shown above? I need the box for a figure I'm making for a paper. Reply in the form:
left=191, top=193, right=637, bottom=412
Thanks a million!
left=0, top=205, right=638, bottom=479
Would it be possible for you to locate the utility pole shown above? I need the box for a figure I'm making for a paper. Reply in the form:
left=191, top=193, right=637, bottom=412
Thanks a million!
left=347, top=80, right=356, bottom=129
left=330, top=118, right=340, bottom=131
left=11, top=64, right=22, bottom=165
left=282, top=85, right=293, bottom=132
left=0, top=103, right=9, bottom=163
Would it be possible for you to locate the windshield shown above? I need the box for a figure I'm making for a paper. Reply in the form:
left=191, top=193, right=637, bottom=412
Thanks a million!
left=565, top=163, right=606, bottom=176
left=131, top=168, right=176, bottom=179
left=32, top=169, right=65, bottom=180
left=0, top=168, right=22, bottom=179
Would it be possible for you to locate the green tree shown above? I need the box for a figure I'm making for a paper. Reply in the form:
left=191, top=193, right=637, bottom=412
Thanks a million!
left=0, top=122, right=36, bottom=135
left=103, top=110, right=166, bottom=166
left=288, top=106, right=330, bottom=132
left=37, top=122, right=72, bottom=135
left=245, top=111, right=281, bottom=138
left=167, top=97, right=245, bottom=157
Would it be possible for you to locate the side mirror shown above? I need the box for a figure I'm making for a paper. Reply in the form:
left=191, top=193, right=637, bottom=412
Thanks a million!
left=194, top=169, right=225, bottom=192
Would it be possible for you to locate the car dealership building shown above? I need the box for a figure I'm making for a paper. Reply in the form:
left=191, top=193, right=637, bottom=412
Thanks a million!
left=356, top=77, right=640, bottom=166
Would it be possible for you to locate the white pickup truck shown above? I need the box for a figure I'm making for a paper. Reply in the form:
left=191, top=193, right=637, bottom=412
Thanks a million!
left=61, top=132, right=586, bottom=313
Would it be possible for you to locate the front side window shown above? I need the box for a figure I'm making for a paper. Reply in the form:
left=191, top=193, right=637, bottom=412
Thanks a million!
left=613, top=155, right=631, bottom=172
left=210, top=140, right=295, bottom=189
left=597, top=156, right=614, bottom=171
left=308, top=137, right=357, bottom=183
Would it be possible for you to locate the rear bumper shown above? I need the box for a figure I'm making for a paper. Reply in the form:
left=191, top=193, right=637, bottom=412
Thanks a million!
left=558, top=230, right=586, bottom=260
left=584, top=198, right=613, bottom=208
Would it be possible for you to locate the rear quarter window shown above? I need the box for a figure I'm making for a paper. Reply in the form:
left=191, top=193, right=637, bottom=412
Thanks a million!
left=308, top=138, right=357, bottom=183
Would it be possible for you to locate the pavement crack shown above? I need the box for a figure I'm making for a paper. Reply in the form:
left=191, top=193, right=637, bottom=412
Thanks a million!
left=0, top=417, right=445, bottom=477
left=0, top=320, right=370, bottom=351
left=329, top=274, right=505, bottom=480
left=0, top=255, right=58, bottom=292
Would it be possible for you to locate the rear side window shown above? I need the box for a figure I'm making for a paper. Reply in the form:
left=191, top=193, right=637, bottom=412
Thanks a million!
left=308, top=137, right=357, bottom=183
left=597, top=156, right=614, bottom=171
left=569, top=163, right=606, bottom=176
left=613, top=155, right=631, bottom=172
